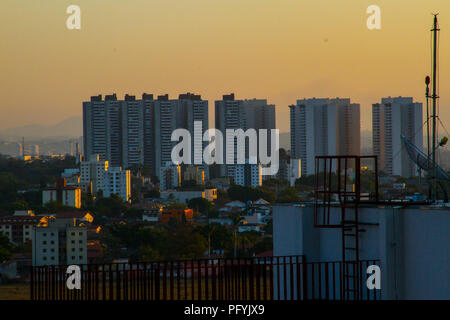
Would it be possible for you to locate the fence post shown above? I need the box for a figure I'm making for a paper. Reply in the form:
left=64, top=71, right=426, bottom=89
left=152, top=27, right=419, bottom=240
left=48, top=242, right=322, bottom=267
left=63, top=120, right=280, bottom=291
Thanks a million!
left=154, top=263, right=160, bottom=301
left=249, top=258, right=255, bottom=300
left=30, top=266, right=34, bottom=300
left=302, top=256, right=308, bottom=300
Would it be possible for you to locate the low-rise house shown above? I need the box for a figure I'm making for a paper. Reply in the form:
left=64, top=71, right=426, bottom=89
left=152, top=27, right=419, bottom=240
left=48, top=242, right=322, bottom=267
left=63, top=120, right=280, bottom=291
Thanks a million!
left=208, top=218, right=233, bottom=226
left=219, top=200, right=247, bottom=214
left=238, top=222, right=262, bottom=233
left=0, top=211, right=41, bottom=245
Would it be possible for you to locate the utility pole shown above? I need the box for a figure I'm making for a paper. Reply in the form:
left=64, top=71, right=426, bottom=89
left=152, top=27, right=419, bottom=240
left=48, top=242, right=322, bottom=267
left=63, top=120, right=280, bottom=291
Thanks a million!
left=431, top=14, right=440, bottom=202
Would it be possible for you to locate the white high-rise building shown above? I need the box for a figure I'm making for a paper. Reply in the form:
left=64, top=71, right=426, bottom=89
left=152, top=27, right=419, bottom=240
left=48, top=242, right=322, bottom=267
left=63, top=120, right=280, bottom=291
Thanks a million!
left=154, top=95, right=181, bottom=179
left=290, top=98, right=360, bottom=176
left=154, top=93, right=209, bottom=181
left=102, top=166, right=131, bottom=202
left=288, top=159, right=302, bottom=187
left=372, top=97, right=423, bottom=177
left=31, top=144, right=39, bottom=156
left=215, top=94, right=276, bottom=180
left=234, top=158, right=262, bottom=188
left=80, top=154, right=130, bottom=201
left=182, top=93, right=209, bottom=175
left=80, top=154, right=109, bottom=194
left=121, top=94, right=145, bottom=168
left=83, top=94, right=122, bottom=166
left=142, top=93, right=155, bottom=175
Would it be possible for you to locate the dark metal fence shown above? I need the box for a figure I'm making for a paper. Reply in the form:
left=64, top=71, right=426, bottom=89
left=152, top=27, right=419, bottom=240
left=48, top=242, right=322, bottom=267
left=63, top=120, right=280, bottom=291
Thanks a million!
left=30, top=256, right=380, bottom=301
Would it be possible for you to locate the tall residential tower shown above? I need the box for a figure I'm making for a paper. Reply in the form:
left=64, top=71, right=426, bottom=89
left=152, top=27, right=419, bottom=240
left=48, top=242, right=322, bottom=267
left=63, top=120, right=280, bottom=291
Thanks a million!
left=290, top=98, right=360, bottom=176
left=372, top=97, right=423, bottom=177
left=215, top=94, right=276, bottom=180
left=83, top=93, right=208, bottom=181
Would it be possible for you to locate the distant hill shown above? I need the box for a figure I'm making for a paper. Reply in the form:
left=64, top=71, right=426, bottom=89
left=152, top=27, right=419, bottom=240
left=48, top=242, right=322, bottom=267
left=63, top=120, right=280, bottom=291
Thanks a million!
left=0, top=116, right=82, bottom=139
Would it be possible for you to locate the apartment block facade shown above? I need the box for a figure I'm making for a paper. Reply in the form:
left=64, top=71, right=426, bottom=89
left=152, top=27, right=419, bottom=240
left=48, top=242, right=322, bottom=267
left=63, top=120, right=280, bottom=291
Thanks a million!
left=80, top=154, right=130, bottom=202
left=102, top=166, right=131, bottom=202
left=159, top=162, right=181, bottom=191
left=83, top=93, right=208, bottom=181
left=42, top=178, right=82, bottom=209
left=215, top=94, right=276, bottom=180
left=290, top=98, right=360, bottom=176
left=372, top=97, right=423, bottom=177
left=234, top=159, right=263, bottom=187
left=32, top=218, right=87, bottom=266
left=0, top=211, right=40, bottom=245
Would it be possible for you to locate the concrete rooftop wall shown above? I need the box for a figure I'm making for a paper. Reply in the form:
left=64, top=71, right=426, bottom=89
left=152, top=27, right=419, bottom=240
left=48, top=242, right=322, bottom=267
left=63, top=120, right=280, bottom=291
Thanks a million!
left=273, top=204, right=450, bottom=300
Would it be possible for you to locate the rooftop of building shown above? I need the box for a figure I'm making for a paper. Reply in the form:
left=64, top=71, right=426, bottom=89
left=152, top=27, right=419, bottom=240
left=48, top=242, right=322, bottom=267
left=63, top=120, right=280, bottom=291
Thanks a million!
left=272, top=201, right=450, bottom=211
left=55, top=211, right=86, bottom=218
left=43, top=185, right=81, bottom=191
left=0, top=215, right=41, bottom=223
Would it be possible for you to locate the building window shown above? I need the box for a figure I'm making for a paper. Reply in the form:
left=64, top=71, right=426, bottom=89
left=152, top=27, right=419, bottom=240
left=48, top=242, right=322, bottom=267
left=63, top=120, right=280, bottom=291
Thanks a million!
left=43, top=257, right=47, bottom=261
left=72, top=248, right=75, bottom=252
left=43, top=233, right=47, bottom=236
left=79, top=248, right=83, bottom=252
left=43, top=249, right=46, bottom=253
left=79, top=256, right=83, bottom=260
left=72, top=256, right=75, bottom=260
left=43, top=241, right=47, bottom=245
left=51, top=257, right=54, bottom=260
left=71, top=232, right=75, bottom=236
left=79, top=232, right=83, bottom=236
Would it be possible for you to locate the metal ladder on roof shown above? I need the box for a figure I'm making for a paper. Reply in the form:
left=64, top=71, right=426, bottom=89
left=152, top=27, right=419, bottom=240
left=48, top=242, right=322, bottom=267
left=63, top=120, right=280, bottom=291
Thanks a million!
left=314, top=155, right=380, bottom=300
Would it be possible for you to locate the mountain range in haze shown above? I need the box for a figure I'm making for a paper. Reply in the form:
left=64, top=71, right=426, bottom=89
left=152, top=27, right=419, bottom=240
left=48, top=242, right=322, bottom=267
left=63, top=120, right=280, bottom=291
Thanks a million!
left=0, top=116, right=82, bottom=139
left=0, top=116, right=375, bottom=151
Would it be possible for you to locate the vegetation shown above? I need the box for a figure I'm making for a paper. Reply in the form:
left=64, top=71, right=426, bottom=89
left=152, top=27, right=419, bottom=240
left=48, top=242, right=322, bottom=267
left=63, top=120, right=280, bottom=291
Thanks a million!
left=276, top=187, right=301, bottom=203
left=0, top=232, right=12, bottom=262
left=100, top=215, right=271, bottom=262
left=0, top=155, right=77, bottom=215
left=227, top=185, right=275, bottom=203
left=187, top=197, right=212, bottom=215
left=0, top=155, right=275, bottom=286
left=103, top=221, right=207, bottom=261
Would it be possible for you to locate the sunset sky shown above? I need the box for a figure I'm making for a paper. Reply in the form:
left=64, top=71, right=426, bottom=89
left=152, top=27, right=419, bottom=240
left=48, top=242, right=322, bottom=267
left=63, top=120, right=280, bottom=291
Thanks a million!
left=1, top=0, right=450, bottom=134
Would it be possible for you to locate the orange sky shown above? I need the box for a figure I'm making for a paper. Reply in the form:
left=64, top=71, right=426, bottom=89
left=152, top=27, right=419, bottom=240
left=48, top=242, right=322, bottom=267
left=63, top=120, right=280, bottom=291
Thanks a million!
left=1, top=0, right=450, bottom=134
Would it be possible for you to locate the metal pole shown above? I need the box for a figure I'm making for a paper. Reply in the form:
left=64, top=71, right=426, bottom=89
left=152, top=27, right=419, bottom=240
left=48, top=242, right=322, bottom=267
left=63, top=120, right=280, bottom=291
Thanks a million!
left=431, top=15, right=440, bottom=202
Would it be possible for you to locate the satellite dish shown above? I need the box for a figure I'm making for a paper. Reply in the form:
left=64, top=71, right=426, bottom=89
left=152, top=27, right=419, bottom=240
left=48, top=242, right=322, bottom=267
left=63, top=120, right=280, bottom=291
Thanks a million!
left=401, top=135, right=449, bottom=202
left=401, top=135, right=450, bottom=181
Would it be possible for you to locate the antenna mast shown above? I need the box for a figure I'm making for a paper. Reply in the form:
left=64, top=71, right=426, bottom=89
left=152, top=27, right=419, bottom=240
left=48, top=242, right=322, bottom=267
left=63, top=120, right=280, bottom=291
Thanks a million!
left=431, top=14, right=440, bottom=202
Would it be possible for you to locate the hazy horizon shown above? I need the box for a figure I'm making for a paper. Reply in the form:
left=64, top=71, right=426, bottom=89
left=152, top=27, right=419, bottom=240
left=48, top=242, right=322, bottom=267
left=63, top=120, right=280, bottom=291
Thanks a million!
left=2, top=1, right=450, bottom=133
